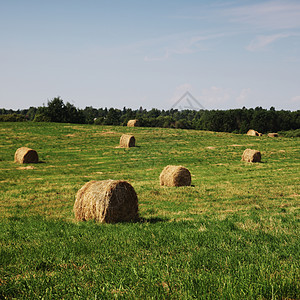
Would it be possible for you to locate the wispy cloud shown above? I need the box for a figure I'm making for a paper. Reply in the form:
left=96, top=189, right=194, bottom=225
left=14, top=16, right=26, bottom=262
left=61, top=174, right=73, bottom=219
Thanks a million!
left=290, top=95, right=300, bottom=103
left=236, top=88, right=251, bottom=105
left=168, top=83, right=193, bottom=104
left=169, top=85, right=256, bottom=110
left=225, top=0, right=300, bottom=30
left=143, top=1, right=300, bottom=61
left=199, top=86, right=232, bottom=108
left=170, top=1, right=300, bottom=31
left=221, top=1, right=300, bottom=53
left=144, top=51, right=170, bottom=62
left=246, top=33, right=291, bottom=51
left=144, top=32, right=229, bottom=61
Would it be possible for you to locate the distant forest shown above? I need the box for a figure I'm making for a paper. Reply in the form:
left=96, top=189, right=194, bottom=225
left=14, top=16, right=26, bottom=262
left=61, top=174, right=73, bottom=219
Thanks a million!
left=1, top=97, right=299, bottom=134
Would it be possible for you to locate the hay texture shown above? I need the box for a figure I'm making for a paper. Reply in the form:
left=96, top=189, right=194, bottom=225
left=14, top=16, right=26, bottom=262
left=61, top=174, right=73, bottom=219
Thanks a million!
left=14, top=147, right=39, bottom=164
left=127, top=119, right=140, bottom=127
left=160, top=165, right=191, bottom=187
left=242, top=149, right=261, bottom=163
left=247, top=129, right=259, bottom=136
left=268, top=133, right=278, bottom=137
left=74, top=180, right=139, bottom=223
left=120, top=134, right=135, bottom=147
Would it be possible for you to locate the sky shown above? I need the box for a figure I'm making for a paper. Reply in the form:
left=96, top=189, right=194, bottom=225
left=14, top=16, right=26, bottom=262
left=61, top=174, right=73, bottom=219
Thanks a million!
left=0, top=0, right=299, bottom=111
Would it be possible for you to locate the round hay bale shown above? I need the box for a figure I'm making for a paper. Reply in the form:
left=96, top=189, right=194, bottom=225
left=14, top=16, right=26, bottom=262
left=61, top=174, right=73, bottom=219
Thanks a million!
left=120, top=134, right=135, bottom=147
left=242, top=149, right=261, bottom=162
left=160, top=165, right=191, bottom=187
left=268, top=133, right=278, bottom=137
left=247, top=129, right=259, bottom=136
left=127, top=119, right=140, bottom=127
left=74, top=180, right=139, bottom=223
left=258, top=132, right=263, bottom=136
left=14, top=147, right=39, bottom=164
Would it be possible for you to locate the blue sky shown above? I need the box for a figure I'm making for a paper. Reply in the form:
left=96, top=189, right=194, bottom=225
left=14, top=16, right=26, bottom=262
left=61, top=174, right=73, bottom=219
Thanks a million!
left=0, top=0, right=299, bottom=110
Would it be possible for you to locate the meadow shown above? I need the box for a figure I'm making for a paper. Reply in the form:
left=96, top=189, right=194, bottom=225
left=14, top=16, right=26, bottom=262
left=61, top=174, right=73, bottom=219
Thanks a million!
left=0, top=122, right=299, bottom=299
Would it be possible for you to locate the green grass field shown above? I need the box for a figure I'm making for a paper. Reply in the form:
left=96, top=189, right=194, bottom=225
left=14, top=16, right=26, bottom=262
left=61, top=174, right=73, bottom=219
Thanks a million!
left=0, top=122, right=299, bottom=299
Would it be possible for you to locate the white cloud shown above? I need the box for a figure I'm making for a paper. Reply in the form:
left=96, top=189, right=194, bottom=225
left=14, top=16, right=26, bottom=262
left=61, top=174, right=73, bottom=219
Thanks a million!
left=225, top=0, right=300, bottom=30
left=171, top=33, right=227, bottom=55
left=246, top=33, right=291, bottom=51
left=199, top=86, right=232, bottom=108
left=290, top=95, right=300, bottom=103
left=168, top=84, right=209, bottom=110
left=143, top=32, right=230, bottom=62
left=144, top=51, right=170, bottom=62
left=143, top=1, right=300, bottom=61
left=283, top=56, right=300, bottom=63
left=236, top=88, right=251, bottom=105
left=168, top=86, right=256, bottom=110
left=170, top=1, right=300, bottom=31
left=169, top=83, right=193, bottom=104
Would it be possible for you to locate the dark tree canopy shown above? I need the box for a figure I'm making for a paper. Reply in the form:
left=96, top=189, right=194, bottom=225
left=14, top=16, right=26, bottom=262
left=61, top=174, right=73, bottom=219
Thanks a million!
left=1, top=98, right=299, bottom=134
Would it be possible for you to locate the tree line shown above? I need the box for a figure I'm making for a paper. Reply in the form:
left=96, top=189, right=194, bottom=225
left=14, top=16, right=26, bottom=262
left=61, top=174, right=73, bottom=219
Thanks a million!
left=1, top=97, right=299, bottom=134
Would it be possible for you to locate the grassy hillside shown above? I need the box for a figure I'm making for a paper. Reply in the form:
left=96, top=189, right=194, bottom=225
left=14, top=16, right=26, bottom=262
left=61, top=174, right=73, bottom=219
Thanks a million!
left=0, top=122, right=299, bottom=299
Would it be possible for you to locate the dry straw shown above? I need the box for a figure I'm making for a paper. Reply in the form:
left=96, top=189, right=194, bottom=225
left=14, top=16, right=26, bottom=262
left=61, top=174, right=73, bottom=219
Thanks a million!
left=120, top=134, right=135, bottom=147
left=247, top=129, right=260, bottom=136
left=160, top=165, right=191, bottom=187
left=242, top=149, right=261, bottom=162
left=127, top=119, right=140, bottom=127
left=74, top=180, right=139, bottom=223
left=14, top=147, right=39, bottom=164
left=268, top=133, right=278, bottom=137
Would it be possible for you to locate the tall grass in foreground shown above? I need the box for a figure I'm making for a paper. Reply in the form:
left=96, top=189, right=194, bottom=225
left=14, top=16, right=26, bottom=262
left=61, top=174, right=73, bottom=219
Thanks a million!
left=0, top=122, right=299, bottom=299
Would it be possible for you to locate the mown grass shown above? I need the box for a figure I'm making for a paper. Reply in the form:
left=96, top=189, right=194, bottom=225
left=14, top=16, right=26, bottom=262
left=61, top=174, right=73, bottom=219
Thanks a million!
left=0, top=122, right=299, bottom=299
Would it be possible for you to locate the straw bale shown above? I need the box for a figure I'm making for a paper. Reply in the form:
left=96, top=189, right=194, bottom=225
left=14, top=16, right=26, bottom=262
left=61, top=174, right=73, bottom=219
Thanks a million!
left=17, top=166, right=35, bottom=170
left=120, top=134, right=135, bottom=147
left=268, top=133, right=278, bottom=137
left=14, top=147, right=39, bottom=164
left=247, top=129, right=259, bottom=136
left=74, top=180, right=139, bottom=223
left=127, top=119, right=140, bottom=127
left=160, top=165, right=191, bottom=187
left=242, top=149, right=261, bottom=162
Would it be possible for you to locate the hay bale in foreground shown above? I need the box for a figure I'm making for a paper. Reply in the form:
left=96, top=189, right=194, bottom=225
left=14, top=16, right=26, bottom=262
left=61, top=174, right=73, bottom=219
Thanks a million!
left=14, top=147, right=39, bottom=164
left=268, top=133, right=278, bottom=137
left=247, top=129, right=259, bottom=136
left=120, top=134, right=135, bottom=147
left=160, top=165, right=191, bottom=187
left=242, top=149, right=261, bottom=163
left=127, top=119, right=140, bottom=127
left=74, top=180, right=139, bottom=223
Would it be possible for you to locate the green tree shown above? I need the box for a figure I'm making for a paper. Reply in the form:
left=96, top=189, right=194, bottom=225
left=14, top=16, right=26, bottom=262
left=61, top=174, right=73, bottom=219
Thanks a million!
left=47, top=97, right=66, bottom=122
left=104, top=108, right=122, bottom=125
